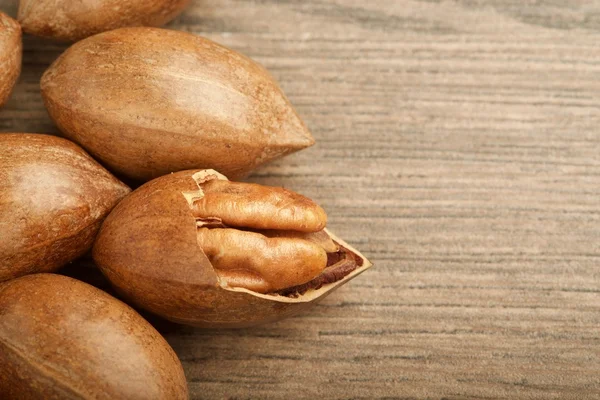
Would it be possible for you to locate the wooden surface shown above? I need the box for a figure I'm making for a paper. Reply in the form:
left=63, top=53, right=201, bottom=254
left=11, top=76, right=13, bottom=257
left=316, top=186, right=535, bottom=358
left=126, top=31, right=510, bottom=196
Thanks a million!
left=1, top=0, right=600, bottom=398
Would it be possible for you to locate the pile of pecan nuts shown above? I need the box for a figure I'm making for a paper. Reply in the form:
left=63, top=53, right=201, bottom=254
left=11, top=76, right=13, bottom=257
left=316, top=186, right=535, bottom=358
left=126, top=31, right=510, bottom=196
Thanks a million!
left=0, top=2, right=371, bottom=398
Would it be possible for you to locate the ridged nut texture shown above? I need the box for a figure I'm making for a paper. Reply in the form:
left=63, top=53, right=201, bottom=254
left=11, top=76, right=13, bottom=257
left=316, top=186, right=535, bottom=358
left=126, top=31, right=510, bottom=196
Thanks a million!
left=41, top=27, right=315, bottom=182
left=0, top=134, right=130, bottom=282
left=18, top=0, right=191, bottom=41
left=0, top=12, right=22, bottom=108
left=0, top=274, right=188, bottom=400
left=93, top=169, right=372, bottom=328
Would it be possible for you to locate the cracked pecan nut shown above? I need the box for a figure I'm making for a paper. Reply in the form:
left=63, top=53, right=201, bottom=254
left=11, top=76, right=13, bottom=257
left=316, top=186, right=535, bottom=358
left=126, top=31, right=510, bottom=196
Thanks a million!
left=0, top=12, right=21, bottom=108
left=0, top=134, right=130, bottom=283
left=0, top=274, right=188, bottom=399
left=41, top=27, right=315, bottom=182
left=93, top=169, right=372, bottom=328
left=18, top=0, right=191, bottom=41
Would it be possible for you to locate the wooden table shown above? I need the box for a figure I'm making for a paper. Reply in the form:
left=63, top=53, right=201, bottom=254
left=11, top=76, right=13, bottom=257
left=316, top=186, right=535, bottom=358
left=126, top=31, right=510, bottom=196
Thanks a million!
left=1, top=0, right=599, bottom=398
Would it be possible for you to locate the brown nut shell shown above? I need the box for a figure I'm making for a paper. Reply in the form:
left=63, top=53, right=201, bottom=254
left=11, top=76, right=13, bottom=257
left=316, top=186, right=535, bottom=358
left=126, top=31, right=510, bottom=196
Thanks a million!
left=0, top=12, right=22, bottom=108
left=41, top=27, right=315, bottom=182
left=93, top=169, right=372, bottom=328
left=18, top=0, right=191, bottom=42
left=0, top=274, right=188, bottom=400
left=0, top=133, right=130, bottom=282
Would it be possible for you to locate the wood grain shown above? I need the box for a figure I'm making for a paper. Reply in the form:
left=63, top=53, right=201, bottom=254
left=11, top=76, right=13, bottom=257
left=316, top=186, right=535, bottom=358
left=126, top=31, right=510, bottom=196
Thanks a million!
left=1, top=0, right=600, bottom=398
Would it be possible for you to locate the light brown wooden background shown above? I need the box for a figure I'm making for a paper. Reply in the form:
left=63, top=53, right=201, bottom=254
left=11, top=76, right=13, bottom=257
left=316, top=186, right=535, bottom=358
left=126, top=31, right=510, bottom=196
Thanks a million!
left=1, top=0, right=600, bottom=399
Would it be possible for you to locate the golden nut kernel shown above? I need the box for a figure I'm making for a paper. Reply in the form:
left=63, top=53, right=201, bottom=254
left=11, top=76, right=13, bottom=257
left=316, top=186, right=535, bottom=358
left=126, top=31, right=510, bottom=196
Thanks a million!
left=18, top=0, right=191, bottom=41
left=41, top=27, right=315, bottom=182
left=0, top=274, right=188, bottom=399
left=93, top=169, right=372, bottom=328
left=192, top=179, right=328, bottom=233
left=197, top=227, right=328, bottom=293
left=0, top=134, right=130, bottom=283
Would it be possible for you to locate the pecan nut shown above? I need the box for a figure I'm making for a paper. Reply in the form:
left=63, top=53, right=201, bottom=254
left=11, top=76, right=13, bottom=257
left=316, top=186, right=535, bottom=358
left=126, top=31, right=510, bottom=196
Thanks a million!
left=0, top=274, right=188, bottom=399
left=0, top=134, right=130, bottom=282
left=93, top=169, right=372, bottom=328
left=18, top=0, right=191, bottom=41
left=41, top=27, right=314, bottom=182
left=0, top=12, right=21, bottom=108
